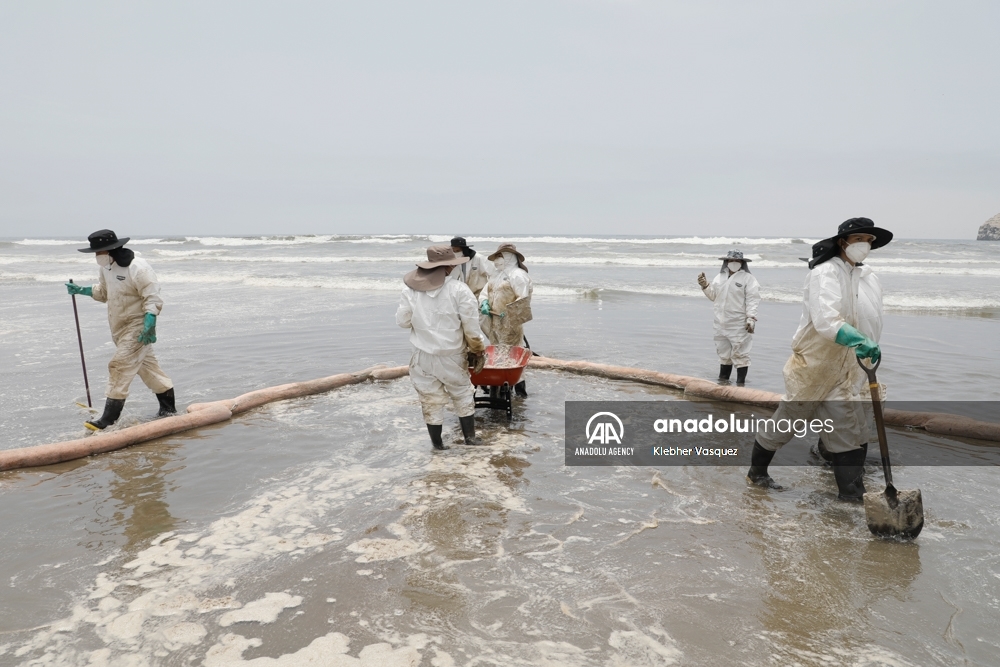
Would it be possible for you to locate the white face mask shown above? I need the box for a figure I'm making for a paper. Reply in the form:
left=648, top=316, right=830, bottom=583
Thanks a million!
left=727, top=261, right=742, bottom=273
left=96, top=254, right=112, bottom=268
left=493, top=258, right=505, bottom=270
left=454, top=251, right=464, bottom=259
left=843, top=241, right=871, bottom=264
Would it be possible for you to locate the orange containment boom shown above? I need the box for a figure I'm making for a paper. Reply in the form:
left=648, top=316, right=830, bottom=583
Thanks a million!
left=1, top=357, right=997, bottom=473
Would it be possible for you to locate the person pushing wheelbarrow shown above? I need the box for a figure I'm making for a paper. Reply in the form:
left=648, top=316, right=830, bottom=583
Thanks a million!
left=478, top=243, right=533, bottom=397
left=397, top=245, right=489, bottom=450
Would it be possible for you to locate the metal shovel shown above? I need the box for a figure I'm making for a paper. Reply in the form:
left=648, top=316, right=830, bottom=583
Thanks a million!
left=857, top=356, right=924, bottom=539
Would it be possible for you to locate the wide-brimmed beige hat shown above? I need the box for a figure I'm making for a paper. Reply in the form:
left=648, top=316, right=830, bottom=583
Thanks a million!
left=487, top=243, right=527, bottom=271
left=404, top=245, right=469, bottom=291
left=417, top=245, right=469, bottom=269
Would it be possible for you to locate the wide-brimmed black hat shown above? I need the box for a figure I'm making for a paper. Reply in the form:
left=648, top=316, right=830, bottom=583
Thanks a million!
left=450, top=236, right=472, bottom=248
left=827, top=217, right=892, bottom=249
left=807, top=217, right=892, bottom=269
left=78, top=229, right=129, bottom=253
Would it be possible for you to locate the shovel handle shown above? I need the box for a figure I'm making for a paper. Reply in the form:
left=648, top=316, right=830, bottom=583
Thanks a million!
left=69, top=279, right=93, bottom=409
left=855, top=353, right=880, bottom=382
left=857, top=355, right=894, bottom=492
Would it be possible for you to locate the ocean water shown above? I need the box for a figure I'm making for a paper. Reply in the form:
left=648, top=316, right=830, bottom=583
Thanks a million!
left=1, top=235, right=999, bottom=666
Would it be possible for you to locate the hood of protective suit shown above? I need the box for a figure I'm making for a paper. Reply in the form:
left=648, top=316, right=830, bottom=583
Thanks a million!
left=109, top=247, right=135, bottom=267
left=488, top=244, right=527, bottom=272
left=496, top=252, right=524, bottom=274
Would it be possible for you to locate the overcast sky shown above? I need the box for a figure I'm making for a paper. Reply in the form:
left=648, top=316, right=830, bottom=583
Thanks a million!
left=2, top=1, right=998, bottom=239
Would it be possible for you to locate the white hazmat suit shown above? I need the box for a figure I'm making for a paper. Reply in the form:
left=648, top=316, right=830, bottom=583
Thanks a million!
left=702, top=267, right=760, bottom=367
left=479, top=252, right=533, bottom=347
left=447, top=252, right=492, bottom=297
left=397, top=279, right=487, bottom=425
left=757, top=256, right=883, bottom=454
left=91, top=256, right=173, bottom=400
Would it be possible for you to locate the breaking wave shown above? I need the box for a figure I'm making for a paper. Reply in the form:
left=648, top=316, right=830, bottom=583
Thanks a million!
left=3, top=270, right=998, bottom=312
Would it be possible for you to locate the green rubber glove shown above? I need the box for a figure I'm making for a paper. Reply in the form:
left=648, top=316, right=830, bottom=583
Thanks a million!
left=138, top=312, right=157, bottom=345
left=835, top=323, right=880, bottom=362
left=66, top=283, right=92, bottom=297
left=480, top=300, right=490, bottom=315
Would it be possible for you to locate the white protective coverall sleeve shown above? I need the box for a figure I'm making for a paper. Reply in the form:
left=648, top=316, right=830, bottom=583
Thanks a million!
left=804, top=263, right=851, bottom=342
left=854, top=265, right=885, bottom=406
left=745, top=274, right=761, bottom=322
left=702, top=272, right=723, bottom=302
left=506, top=269, right=531, bottom=300
left=92, top=265, right=108, bottom=303
left=855, top=266, right=883, bottom=343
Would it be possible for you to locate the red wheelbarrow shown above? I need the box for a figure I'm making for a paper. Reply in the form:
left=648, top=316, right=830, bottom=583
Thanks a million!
left=470, top=345, right=532, bottom=420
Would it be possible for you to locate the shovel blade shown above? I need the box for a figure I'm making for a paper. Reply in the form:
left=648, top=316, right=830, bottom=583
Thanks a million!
left=864, top=488, right=924, bottom=539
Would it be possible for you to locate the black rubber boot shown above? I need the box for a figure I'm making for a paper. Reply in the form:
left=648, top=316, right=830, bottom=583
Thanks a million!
left=817, top=439, right=867, bottom=465
left=155, top=388, right=177, bottom=417
left=459, top=415, right=482, bottom=446
left=747, top=441, right=783, bottom=489
left=514, top=381, right=528, bottom=397
left=86, top=398, right=125, bottom=431
left=816, top=437, right=834, bottom=464
left=736, top=366, right=748, bottom=386
left=427, top=424, right=448, bottom=450
left=831, top=445, right=867, bottom=501
left=718, top=364, right=733, bottom=382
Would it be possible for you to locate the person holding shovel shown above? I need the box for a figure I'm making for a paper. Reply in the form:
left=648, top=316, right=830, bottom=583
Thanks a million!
left=65, top=230, right=176, bottom=431
left=397, top=245, right=489, bottom=450
left=479, top=243, right=533, bottom=397
left=746, top=217, right=891, bottom=501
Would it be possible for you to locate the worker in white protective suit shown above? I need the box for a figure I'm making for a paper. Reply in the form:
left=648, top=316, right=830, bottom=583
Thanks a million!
left=397, top=245, right=489, bottom=451
left=698, top=249, right=761, bottom=386
left=447, top=236, right=492, bottom=297
left=478, top=243, right=533, bottom=397
left=813, top=236, right=884, bottom=467
left=65, top=230, right=175, bottom=431
left=747, top=217, right=891, bottom=501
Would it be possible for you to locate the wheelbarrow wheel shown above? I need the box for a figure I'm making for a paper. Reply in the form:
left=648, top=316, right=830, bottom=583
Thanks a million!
left=500, top=383, right=512, bottom=420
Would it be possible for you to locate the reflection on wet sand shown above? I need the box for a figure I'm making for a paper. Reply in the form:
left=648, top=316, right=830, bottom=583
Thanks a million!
left=398, top=443, right=529, bottom=620
left=103, top=444, right=180, bottom=554
left=742, top=482, right=921, bottom=661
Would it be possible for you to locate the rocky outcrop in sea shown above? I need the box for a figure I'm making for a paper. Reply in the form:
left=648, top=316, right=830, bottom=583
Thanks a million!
left=979, top=213, right=1000, bottom=240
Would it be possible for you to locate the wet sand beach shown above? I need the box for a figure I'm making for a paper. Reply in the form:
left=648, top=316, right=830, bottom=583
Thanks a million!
left=2, top=235, right=999, bottom=666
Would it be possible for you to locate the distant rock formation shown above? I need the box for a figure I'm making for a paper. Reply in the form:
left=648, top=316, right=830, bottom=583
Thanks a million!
left=979, top=213, right=1000, bottom=240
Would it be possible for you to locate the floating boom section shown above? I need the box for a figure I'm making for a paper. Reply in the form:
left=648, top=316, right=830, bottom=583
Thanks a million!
left=1, top=358, right=996, bottom=473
